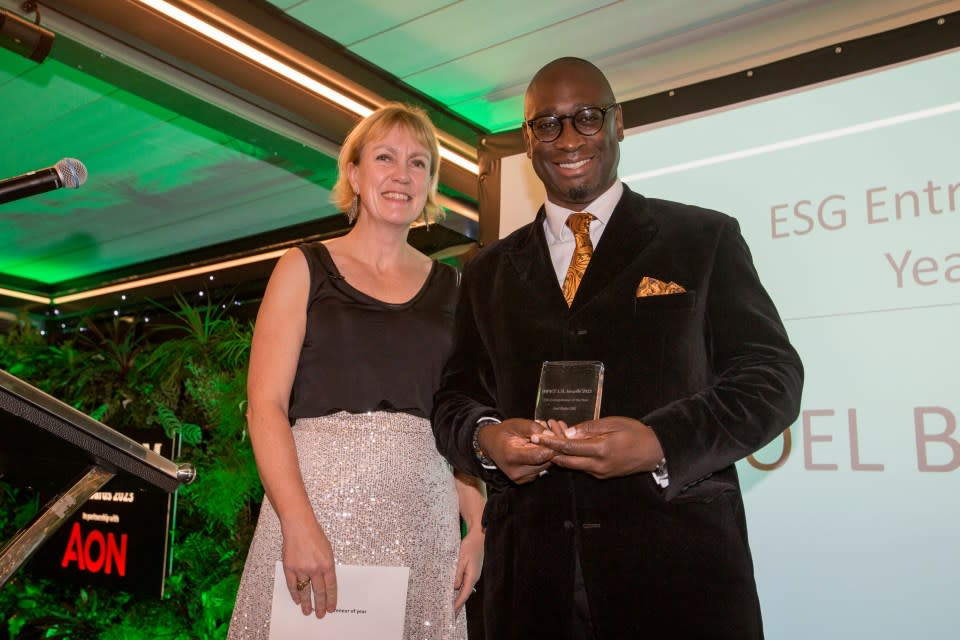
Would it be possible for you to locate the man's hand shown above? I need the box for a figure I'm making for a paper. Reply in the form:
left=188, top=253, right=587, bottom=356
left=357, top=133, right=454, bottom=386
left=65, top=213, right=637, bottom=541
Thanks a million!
left=534, top=416, right=664, bottom=480
left=478, top=418, right=556, bottom=483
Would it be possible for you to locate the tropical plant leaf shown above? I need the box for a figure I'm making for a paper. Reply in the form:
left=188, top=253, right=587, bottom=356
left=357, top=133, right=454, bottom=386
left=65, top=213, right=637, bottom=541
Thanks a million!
left=180, top=421, right=203, bottom=445
left=90, top=403, right=109, bottom=422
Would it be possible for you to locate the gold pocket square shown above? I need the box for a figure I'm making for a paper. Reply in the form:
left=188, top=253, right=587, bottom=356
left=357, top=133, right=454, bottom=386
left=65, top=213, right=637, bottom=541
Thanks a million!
left=636, top=276, right=686, bottom=297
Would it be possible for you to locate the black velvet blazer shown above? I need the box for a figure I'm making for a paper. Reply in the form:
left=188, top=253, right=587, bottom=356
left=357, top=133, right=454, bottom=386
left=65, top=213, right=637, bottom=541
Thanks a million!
left=433, top=185, right=803, bottom=639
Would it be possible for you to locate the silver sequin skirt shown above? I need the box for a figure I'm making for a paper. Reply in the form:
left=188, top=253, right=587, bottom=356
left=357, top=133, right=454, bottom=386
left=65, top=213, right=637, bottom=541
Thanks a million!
left=228, top=411, right=466, bottom=639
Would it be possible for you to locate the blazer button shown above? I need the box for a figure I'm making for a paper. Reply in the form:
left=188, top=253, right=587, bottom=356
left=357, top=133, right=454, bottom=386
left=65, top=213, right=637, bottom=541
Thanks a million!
left=563, top=520, right=575, bottom=530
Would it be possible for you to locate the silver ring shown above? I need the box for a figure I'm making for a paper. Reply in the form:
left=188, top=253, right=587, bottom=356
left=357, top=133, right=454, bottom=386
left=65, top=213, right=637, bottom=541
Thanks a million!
left=537, top=469, right=548, bottom=478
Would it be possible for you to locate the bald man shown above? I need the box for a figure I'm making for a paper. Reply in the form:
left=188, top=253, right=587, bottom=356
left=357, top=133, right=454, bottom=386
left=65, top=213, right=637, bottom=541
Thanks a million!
left=433, top=57, right=802, bottom=639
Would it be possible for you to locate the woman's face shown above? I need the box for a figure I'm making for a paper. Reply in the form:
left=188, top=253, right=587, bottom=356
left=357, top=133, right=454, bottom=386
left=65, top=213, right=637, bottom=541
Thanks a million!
left=348, top=125, right=432, bottom=227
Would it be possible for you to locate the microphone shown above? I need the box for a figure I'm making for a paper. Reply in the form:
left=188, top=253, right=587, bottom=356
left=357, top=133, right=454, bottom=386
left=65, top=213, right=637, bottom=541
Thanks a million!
left=0, top=158, right=88, bottom=205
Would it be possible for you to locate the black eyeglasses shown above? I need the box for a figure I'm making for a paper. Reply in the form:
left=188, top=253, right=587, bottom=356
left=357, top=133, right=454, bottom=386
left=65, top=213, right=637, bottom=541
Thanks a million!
left=525, top=103, right=618, bottom=142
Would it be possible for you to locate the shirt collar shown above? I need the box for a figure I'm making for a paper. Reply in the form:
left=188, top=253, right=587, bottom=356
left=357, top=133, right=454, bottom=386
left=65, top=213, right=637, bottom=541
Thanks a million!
left=543, top=181, right=624, bottom=241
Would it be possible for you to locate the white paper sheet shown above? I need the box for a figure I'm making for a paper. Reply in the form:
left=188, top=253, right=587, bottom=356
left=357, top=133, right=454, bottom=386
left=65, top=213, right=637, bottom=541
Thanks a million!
left=269, top=561, right=409, bottom=639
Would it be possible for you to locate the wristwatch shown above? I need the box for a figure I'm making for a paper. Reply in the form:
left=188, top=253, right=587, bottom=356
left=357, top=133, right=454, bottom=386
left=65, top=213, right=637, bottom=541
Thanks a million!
left=652, top=457, right=669, bottom=488
left=472, top=417, right=500, bottom=470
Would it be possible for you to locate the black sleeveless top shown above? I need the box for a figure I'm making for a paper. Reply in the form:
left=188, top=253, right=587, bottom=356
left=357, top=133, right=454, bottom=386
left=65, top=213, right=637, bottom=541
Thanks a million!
left=287, top=242, right=459, bottom=421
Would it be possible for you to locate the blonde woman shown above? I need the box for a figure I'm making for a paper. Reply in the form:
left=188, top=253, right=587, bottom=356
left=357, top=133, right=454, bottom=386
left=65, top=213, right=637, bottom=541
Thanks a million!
left=229, top=103, right=483, bottom=639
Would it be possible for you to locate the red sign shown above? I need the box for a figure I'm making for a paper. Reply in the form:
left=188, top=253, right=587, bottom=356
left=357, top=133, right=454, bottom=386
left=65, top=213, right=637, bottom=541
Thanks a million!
left=31, top=427, right=175, bottom=596
left=60, top=522, right=128, bottom=576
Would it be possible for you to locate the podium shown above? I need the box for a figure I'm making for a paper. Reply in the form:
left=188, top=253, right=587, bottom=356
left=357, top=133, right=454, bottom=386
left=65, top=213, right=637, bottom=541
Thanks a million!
left=0, top=368, right=195, bottom=588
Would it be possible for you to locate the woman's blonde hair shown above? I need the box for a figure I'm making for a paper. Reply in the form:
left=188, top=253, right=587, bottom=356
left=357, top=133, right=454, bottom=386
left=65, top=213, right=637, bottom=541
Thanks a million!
left=331, top=102, right=444, bottom=224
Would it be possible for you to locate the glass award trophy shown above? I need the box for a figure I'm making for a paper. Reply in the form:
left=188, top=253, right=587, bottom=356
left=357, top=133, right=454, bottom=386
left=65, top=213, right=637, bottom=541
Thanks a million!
left=533, top=361, right=604, bottom=425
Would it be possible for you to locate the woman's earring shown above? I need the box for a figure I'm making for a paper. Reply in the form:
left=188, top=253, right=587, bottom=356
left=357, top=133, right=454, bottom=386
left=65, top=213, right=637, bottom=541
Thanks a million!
left=348, top=193, right=359, bottom=223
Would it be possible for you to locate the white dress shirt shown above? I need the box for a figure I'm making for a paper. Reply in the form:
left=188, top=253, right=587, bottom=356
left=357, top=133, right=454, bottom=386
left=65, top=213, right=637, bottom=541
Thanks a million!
left=542, top=181, right=624, bottom=286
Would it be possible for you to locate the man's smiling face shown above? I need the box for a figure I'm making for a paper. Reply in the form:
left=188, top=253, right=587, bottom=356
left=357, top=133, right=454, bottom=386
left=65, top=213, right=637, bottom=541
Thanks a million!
left=523, top=59, right=624, bottom=210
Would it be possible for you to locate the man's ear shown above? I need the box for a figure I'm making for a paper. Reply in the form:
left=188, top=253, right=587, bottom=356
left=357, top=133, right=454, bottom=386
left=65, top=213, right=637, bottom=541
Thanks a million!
left=522, top=124, right=534, bottom=159
left=615, top=104, right=625, bottom=142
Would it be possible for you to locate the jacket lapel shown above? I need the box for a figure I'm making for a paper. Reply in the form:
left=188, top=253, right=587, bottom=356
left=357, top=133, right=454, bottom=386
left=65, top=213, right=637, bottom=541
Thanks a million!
left=504, top=207, right=569, bottom=310
left=502, top=186, right=659, bottom=311
left=572, top=185, right=658, bottom=308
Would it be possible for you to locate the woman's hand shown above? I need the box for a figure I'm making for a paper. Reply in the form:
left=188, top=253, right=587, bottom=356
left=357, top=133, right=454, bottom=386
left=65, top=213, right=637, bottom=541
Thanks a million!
left=453, top=527, right=484, bottom=612
left=281, top=520, right=338, bottom=617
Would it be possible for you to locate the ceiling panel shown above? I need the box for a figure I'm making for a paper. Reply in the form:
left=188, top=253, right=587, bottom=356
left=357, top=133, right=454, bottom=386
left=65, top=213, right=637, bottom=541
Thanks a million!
left=275, top=0, right=457, bottom=45
left=346, top=0, right=615, bottom=78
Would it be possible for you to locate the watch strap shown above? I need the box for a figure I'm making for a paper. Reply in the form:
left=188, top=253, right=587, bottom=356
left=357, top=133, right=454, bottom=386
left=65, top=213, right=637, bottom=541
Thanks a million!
left=473, top=417, right=500, bottom=470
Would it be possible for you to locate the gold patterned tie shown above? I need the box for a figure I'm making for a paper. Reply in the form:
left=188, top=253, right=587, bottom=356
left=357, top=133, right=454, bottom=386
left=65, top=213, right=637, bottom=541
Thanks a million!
left=562, top=212, right=596, bottom=306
